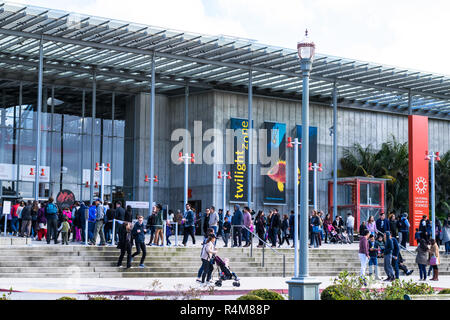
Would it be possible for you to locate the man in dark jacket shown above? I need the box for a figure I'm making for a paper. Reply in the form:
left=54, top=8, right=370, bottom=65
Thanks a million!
left=376, top=213, right=390, bottom=235
left=391, top=235, right=400, bottom=279
left=399, top=213, right=410, bottom=248
left=78, top=202, right=87, bottom=242
left=131, top=215, right=147, bottom=268
left=269, top=209, right=281, bottom=247
left=20, top=201, right=33, bottom=237
left=383, top=231, right=395, bottom=281
left=114, top=201, right=125, bottom=242
left=231, top=205, right=243, bottom=247
left=182, top=203, right=196, bottom=246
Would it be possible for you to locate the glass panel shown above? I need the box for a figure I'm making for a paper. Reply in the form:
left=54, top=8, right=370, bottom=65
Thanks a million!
left=337, top=183, right=353, bottom=206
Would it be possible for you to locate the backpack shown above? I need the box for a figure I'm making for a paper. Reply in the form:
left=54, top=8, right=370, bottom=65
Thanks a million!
left=46, top=203, right=57, bottom=215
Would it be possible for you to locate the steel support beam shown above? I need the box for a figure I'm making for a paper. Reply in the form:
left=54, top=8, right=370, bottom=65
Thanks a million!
left=248, top=68, right=253, bottom=209
left=34, top=36, right=43, bottom=201
left=148, top=53, right=156, bottom=216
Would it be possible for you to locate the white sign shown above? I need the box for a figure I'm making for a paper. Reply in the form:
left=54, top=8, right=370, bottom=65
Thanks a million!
left=20, top=165, right=50, bottom=183
left=0, top=163, right=17, bottom=181
left=126, top=201, right=150, bottom=209
left=82, top=169, right=111, bottom=186
left=2, top=201, right=11, bottom=215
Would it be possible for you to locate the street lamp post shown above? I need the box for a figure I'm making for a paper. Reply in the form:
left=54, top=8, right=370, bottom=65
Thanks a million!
left=425, top=151, right=440, bottom=240
left=287, top=137, right=301, bottom=277
left=94, top=162, right=111, bottom=203
left=179, top=152, right=195, bottom=207
left=309, top=162, right=323, bottom=211
left=286, top=30, right=321, bottom=300
left=217, top=171, right=232, bottom=216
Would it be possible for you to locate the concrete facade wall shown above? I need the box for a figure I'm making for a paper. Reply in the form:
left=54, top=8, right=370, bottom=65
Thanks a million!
left=127, top=90, right=450, bottom=216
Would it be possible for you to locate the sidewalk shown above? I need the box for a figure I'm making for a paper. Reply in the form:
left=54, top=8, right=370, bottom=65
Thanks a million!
left=1, top=275, right=449, bottom=300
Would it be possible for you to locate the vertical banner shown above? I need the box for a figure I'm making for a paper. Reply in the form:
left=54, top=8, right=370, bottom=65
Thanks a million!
left=263, top=122, right=287, bottom=204
left=296, top=125, right=318, bottom=206
left=230, top=118, right=249, bottom=203
left=408, top=115, right=429, bottom=245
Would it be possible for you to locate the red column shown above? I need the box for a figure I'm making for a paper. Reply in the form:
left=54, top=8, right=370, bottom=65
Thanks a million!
left=408, top=115, right=429, bottom=246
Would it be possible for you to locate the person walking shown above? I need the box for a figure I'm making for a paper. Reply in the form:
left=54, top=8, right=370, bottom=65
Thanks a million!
left=182, top=203, right=196, bottom=246
left=310, top=210, right=320, bottom=248
left=10, top=201, right=20, bottom=236
left=58, top=215, right=70, bottom=245
left=346, top=212, right=355, bottom=243
left=243, top=207, right=253, bottom=247
left=279, top=214, right=290, bottom=247
left=208, top=206, right=219, bottom=237
left=383, top=231, right=395, bottom=281
left=368, top=234, right=381, bottom=280
left=36, top=202, right=47, bottom=241
left=153, top=204, right=164, bottom=246
left=20, top=200, right=32, bottom=237
left=115, top=201, right=126, bottom=242
left=399, top=213, right=410, bottom=248
left=222, top=216, right=231, bottom=247
left=45, top=197, right=59, bottom=244
left=116, top=221, right=133, bottom=269
left=429, top=238, right=440, bottom=281
left=131, top=215, right=147, bottom=268
left=269, top=209, right=281, bottom=248
left=200, top=234, right=218, bottom=285
left=104, top=203, right=115, bottom=243
left=359, top=229, right=370, bottom=285
left=31, top=201, right=39, bottom=239
left=231, top=205, right=243, bottom=247
left=90, top=200, right=106, bottom=246
left=415, top=239, right=429, bottom=281
left=391, top=233, right=400, bottom=279
left=255, top=211, right=266, bottom=248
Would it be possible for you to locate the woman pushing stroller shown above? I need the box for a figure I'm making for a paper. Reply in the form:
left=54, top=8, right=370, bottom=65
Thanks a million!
left=200, top=234, right=218, bottom=285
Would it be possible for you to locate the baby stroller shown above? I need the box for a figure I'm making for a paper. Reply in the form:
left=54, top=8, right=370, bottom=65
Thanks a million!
left=214, top=255, right=240, bottom=287
left=328, top=226, right=345, bottom=244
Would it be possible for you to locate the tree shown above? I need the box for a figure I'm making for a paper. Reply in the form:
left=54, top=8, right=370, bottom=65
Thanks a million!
left=339, top=136, right=409, bottom=213
left=435, top=150, right=450, bottom=220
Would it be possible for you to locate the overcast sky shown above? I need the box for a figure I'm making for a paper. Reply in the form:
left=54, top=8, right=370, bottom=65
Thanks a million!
left=16, top=0, right=450, bottom=75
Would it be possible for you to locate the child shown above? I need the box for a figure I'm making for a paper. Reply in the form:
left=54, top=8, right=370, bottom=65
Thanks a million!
left=58, top=215, right=70, bottom=245
left=222, top=216, right=231, bottom=247
left=368, top=234, right=381, bottom=280
left=414, top=228, right=421, bottom=243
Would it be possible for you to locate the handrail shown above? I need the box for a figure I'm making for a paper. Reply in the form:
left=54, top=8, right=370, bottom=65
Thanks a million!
left=231, top=224, right=286, bottom=278
left=376, top=230, right=416, bottom=256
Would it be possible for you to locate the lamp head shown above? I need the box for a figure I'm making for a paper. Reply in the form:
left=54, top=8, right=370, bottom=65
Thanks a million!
left=297, top=29, right=315, bottom=61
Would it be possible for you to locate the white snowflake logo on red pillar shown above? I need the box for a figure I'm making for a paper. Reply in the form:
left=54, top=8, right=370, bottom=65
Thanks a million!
left=415, top=177, right=428, bottom=194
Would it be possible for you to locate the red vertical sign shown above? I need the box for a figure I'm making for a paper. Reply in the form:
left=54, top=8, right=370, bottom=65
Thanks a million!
left=408, top=115, right=429, bottom=245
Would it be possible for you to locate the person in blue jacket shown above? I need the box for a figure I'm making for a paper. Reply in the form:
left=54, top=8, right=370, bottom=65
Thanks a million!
left=391, top=234, right=400, bottom=279
left=376, top=213, right=390, bottom=235
left=88, top=201, right=97, bottom=242
left=398, top=213, right=410, bottom=248
left=182, top=203, right=196, bottom=246
left=383, top=231, right=395, bottom=281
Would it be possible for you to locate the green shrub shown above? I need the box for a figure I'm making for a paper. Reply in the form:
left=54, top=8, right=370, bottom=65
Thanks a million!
left=57, top=297, right=77, bottom=300
left=321, top=285, right=348, bottom=300
left=88, top=296, right=110, bottom=300
left=248, top=289, right=285, bottom=300
left=438, top=289, right=450, bottom=295
left=382, top=279, right=434, bottom=300
left=237, top=294, right=264, bottom=301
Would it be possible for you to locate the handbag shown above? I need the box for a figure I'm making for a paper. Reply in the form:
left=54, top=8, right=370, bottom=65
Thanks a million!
left=312, top=225, right=319, bottom=233
left=429, top=255, right=437, bottom=266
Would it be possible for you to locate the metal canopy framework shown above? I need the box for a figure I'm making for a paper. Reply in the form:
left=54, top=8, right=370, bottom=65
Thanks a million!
left=1, top=2, right=450, bottom=119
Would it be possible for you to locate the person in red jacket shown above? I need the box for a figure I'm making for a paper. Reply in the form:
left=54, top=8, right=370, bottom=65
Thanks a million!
left=10, top=201, right=20, bottom=236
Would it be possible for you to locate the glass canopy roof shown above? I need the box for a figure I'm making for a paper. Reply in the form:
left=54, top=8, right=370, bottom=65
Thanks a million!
left=0, top=1, right=449, bottom=119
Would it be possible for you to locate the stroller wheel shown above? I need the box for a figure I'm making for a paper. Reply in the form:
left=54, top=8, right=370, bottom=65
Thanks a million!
left=233, top=281, right=240, bottom=287
left=215, top=281, right=222, bottom=287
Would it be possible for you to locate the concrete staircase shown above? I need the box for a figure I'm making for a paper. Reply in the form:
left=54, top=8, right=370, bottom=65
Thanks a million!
left=0, top=244, right=448, bottom=278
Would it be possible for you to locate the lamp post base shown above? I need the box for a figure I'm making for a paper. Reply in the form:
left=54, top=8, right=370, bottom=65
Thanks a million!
left=286, top=277, right=321, bottom=300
